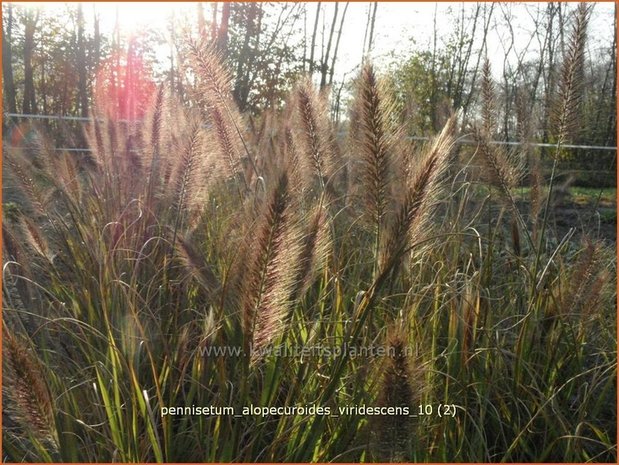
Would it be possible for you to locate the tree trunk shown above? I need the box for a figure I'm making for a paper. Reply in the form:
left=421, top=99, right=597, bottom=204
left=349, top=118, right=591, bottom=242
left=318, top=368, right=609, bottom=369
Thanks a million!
left=541, top=2, right=557, bottom=144
left=41, top=58, right=47, bottom=115
left=124, top=39, right=136, bottom=120
left=112, top=5, right=121, bottom=116
left=210, top=3, right=218, bottom=41
left=604, top=3, right=617, bottom=146
left=169, top=12, right=176, bottom=90
left=460, top=3, right=493, bottom=130
left=2, top=3, right=17, bottom=114
left=366, top=2, right=378, bottom=56
left=232, top=4, right=265, bottom=111
left=197, top=3, right=207, bottom=39
left=309, top=2, right=321, bottom=74
left=429, top=4, right=438, bottom=130
left=217, top=2, right=230, bottom=53
left=361, top=3, right=371, bottom=63
left=453, top=4, right=479, bottom=110
left=77, top=4, right=89, bottom=117
left=23, top=9, right=39, bottom=114
left=302, top=5, right=307, bottom=73
left=93, top=7, right=100, bottom=73
left=328, top=2, right=349, bottom=87
left=320, top=3, right=339, bottom=89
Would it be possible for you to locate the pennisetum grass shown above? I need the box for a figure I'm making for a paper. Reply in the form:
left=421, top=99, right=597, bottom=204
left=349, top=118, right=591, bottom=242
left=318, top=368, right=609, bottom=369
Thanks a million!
left=379, top=112, right=457, bottom=277
left=3, top=326, right=59, bottom=461
left=240, top=172, right=302, bottom=363
left=293, top=78, right=335, bottom=194
left=534, top=2, right=590, bottom=282
left=2, top=13, right=614, bottom=462
left=350, top=63, right=403, bottom=276
left=373, top=325, right=420, bottom=462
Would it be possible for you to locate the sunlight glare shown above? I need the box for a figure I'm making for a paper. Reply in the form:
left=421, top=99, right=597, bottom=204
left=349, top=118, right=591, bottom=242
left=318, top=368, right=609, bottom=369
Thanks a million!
left=95, top=2, right=196, bottom=35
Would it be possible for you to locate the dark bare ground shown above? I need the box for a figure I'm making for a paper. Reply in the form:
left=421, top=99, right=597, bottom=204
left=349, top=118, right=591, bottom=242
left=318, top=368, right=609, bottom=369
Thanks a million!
left=545, top=192, right=616, bottom=245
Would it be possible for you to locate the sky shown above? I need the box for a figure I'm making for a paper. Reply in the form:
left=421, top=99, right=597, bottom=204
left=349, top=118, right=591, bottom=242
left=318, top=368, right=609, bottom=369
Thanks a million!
left=12, top=2, right=617, bottom=83
left=325, top=2, right=615, bottom=78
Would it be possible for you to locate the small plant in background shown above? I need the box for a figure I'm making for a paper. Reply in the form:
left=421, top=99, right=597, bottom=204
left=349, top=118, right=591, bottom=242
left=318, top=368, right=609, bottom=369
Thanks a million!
left=2, top=4, right=615, bottom=462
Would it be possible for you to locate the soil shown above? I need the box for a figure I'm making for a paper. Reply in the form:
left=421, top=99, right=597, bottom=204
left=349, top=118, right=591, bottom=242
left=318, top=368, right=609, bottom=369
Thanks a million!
left=549, top=196, right=616, bottom=245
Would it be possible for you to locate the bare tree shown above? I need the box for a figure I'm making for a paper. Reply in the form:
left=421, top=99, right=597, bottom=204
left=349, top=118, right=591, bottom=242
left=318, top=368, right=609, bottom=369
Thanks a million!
left=319, top=3, right=339, bottom=89
left=93, top=7, right=100, bottom=74
left=541, top=2, right=559, bottom=144
left=361, top=3, right=371, bottom=62
left=168, top=11, right=176, bottom=91
left=23, top=8, right=39, bottom=114
left=605, top=4, right=617, bottom=145
left=2, top=3, right=17, bottom=114
left=210, top=3, right=219, bottom=41
left=309, top=2, right=321, bottom=74
left=197, top=2, right=206, bottom=39
left=366, top=2, right=378, bottom=55
left=328, top=2, right=349, bottom=87
left=217, top=2, right=230, bottom=52
left=77, top=4, right=89, bottom=117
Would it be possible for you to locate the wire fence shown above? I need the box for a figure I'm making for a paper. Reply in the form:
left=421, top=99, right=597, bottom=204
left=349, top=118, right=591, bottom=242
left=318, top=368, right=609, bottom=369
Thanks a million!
left=4, top=112, right=618, bottom=152
left=3, top=112, right=617, bottom=187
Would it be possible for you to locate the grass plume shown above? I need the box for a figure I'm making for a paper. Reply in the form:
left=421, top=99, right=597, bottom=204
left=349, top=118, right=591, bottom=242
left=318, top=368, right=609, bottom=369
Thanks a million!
left=2, top=326, right=58, bottom=457
left=240, top=172, right=301, bottom=362
left=293, top=78, right=334, bottom=191
left=379, top=113, right=457, bottom=274
left=553, top=2, right=590, bottom=145
left=374, top=326, right=419, bottom=462
left=350, top=64, right=403, bottom=270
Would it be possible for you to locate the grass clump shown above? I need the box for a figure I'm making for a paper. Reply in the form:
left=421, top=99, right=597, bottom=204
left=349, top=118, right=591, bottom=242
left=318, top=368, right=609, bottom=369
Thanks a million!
left=3, top=19, right=616, bottom=462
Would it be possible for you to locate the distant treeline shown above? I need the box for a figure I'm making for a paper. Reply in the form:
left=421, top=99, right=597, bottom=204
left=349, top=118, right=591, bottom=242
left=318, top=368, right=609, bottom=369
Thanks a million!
left=2, top=2, right=616, bottom=185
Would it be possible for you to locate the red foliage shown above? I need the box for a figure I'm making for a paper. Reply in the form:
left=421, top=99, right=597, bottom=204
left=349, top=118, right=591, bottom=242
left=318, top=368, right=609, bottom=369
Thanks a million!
left=94, top=38, right=156, bottom=121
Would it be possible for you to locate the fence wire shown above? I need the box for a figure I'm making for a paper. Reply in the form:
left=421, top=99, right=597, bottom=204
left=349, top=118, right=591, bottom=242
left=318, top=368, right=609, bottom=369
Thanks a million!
left=4, top=112, right=617, bottom=153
